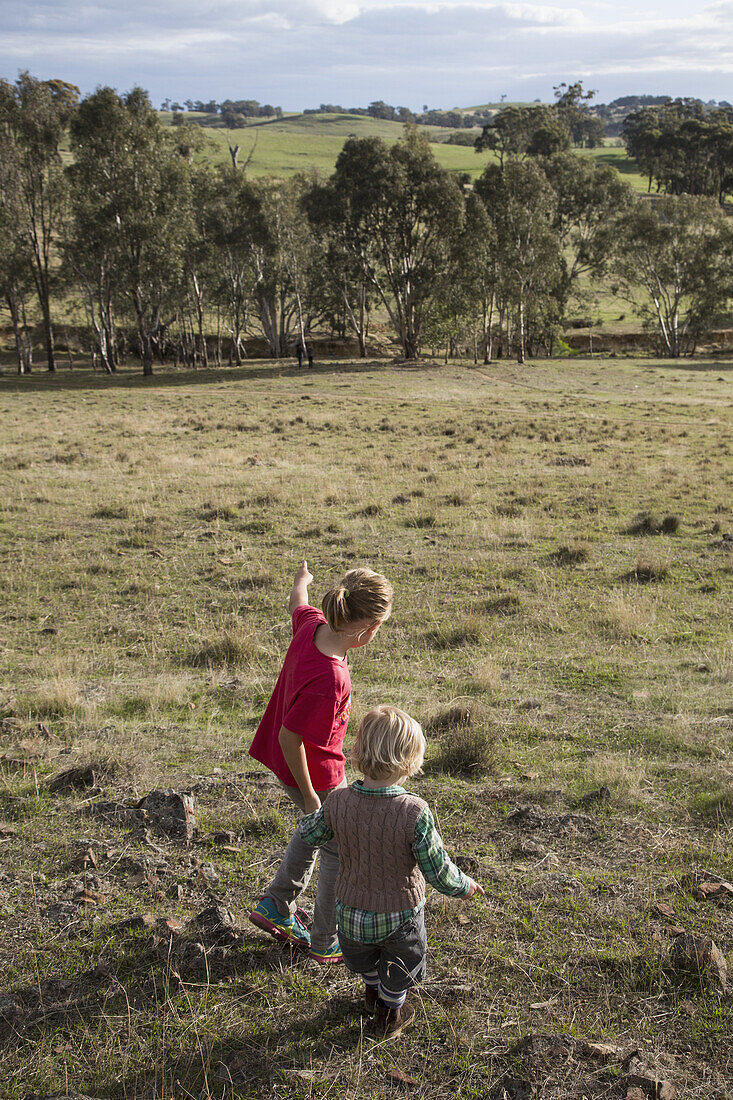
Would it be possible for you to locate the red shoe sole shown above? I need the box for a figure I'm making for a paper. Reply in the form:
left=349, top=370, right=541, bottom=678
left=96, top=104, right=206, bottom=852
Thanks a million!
left=308, top=952, right=344, bottom=965
left=248, top=911, right=310, bottom=949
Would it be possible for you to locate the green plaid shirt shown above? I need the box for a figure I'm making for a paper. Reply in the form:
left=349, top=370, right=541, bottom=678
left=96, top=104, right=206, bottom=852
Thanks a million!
left=299, top=780, right=471, bottom=944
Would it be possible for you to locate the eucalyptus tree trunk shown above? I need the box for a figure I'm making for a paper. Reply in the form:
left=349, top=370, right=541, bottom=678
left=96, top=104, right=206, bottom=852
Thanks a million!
left=7, top=287, right=32, bottom=373
left=190, top=272, right=208, bottom=367
left=341, top=282, right=367, bottom=356
left=132, top=289, right=154, bottom=375
left=257, top=291, right=281, bottom=357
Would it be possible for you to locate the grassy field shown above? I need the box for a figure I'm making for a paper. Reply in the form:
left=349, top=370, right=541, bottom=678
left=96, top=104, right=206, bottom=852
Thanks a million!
left=1, top=354, right=732, bottom=1098
left=163, top=110, right=647, bottom=187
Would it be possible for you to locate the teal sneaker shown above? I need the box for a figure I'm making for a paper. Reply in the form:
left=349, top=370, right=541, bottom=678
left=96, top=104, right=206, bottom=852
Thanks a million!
left=308, top=939, right=343, bottom=965
left=248, top=896, right=311, bottom=948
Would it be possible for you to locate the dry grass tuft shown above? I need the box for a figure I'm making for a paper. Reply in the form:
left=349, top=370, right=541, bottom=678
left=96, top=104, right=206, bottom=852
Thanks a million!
left=711, top=645, right=733, bottom=684
left=626, top=511, right=681, bottom=536
left=19, top=677, right=100, bottom=722
left=484, top=593, right=521, bottom=616
left=432, top=722, right=496, bottom=777
left=425, top=703, right=473, bottom=733
left=549, top=542, right=592, bottom=566
left=187, top=625, right=263, bottom=668
left=601, top=589, right=656, bottom=640
left=626, top=556, right=670, bottom=584
left=229, top=572, right=274, bottom=591
left=427, top=615, right=485, bottom=649
left=473, top=657, right=504, bottom=693
left=91, top=505, right=129, bottom=520
left=199, top=502, right=238, bottom=522
left=407, top=512, right=437, bottom=529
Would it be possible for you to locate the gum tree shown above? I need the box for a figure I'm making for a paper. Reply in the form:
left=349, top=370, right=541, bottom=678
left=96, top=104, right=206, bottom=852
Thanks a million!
left=68, top=87, right=191, bottom=375
left=203, top=167, right=269, bottom=363
left=0, top=73, right=78, bottom=372
left=612, top=194, right=733, bottom=357
left=328, top=127, right=465, bottom=359
left=476, top=159, right=561, bottom=364
left=539, top=152, right=633, bottom=319
left=474, top=105, right=571, bottom=165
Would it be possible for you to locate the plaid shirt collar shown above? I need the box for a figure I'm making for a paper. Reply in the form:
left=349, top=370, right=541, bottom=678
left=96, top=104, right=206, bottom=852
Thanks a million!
left=351, top=779, right=406, bottom=797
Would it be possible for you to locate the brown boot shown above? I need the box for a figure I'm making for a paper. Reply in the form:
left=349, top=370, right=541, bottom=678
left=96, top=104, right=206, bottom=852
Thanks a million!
left=364, top=985, right=379, bottom=1014
left=375, top=998, right=415, bottom=1038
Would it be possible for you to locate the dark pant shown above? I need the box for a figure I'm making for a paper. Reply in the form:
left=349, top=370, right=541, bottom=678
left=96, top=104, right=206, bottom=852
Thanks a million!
left=338, top=909, right=427, bottom=994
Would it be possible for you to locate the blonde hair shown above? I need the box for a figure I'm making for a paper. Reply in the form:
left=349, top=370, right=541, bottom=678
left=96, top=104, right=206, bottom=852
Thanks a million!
left=321, top=568, right=393, bottom=633
left=352, top=705, right=425, bottom=783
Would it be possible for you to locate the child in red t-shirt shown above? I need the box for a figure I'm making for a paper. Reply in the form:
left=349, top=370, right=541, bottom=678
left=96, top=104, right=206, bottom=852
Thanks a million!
left=248, top=561, right=393, bottom=963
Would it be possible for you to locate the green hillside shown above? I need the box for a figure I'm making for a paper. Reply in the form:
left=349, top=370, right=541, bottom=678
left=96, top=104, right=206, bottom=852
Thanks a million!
left=162, top=110, right=646, bottom=187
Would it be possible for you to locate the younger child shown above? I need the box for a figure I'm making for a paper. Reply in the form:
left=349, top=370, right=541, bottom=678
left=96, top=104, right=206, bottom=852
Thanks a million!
left=248, top=562, right=393, bottom=963
left=299, top=705, right=484, bottom=1036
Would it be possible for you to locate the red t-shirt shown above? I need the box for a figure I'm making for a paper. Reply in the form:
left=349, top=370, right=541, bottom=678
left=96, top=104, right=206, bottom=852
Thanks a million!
left=248, top=605, right=352, bottom=791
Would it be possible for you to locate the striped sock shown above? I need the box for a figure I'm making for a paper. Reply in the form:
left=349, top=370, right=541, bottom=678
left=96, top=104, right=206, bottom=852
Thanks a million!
left=378, top=984, right=407, bottom=1010
left=363, top=969, right=380, bottom=989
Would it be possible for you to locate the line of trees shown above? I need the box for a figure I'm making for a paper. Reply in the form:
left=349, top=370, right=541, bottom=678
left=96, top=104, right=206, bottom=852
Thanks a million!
left=2, top=75, right=732, bottom=375
left=162, top=98, right=283, bottom=123
left=623, top=98, right=733, bottom=203
left=303, top=102, right=494, bottom=129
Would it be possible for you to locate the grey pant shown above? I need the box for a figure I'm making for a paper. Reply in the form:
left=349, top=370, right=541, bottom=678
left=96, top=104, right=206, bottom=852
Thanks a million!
left=265, top=780, right=346, bottom=953
left=338, top=909, right=427, bottom=994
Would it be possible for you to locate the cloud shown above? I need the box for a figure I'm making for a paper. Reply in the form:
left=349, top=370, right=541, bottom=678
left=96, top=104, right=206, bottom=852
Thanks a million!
left=0, top=0, right=731, bottom=106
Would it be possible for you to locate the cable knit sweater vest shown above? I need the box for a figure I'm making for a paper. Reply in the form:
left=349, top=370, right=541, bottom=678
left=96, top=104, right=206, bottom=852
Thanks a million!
left=324, top=786, right=428, bottom=912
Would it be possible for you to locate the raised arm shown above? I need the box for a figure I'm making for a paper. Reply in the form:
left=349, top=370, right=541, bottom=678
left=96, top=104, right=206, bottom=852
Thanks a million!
left=289, top=559, right=314, bottom=615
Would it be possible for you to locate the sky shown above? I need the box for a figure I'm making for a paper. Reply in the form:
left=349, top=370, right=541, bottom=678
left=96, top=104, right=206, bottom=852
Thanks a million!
left=0, top=0, right=731, bottom=110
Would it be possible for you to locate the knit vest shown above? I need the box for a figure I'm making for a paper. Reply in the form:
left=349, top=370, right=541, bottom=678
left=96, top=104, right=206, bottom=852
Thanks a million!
left=324, top=786, right=427, bottom=912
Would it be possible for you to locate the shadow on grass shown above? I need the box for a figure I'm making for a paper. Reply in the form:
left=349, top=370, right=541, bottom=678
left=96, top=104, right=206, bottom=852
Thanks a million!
left=116, top=994, right=368, bottom=1099
left=0, top=356, right=453, bottom=396
left=590, top=151, right=646, bottom=179
left=6, top=931, right=370, bottom=1098
left=546, top=353, right=733, bottom=373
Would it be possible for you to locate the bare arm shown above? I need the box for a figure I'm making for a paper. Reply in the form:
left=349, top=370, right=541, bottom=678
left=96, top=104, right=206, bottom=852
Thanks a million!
left=289, top=559, right=314, bottom=616
left=278, top=726, right=320, bottom=814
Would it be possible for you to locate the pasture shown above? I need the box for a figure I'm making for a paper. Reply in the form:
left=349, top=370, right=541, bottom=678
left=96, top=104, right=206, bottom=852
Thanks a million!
left=160, top=110, right=648, bottom=188
left=0, top=354, right=731, bottom=1098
